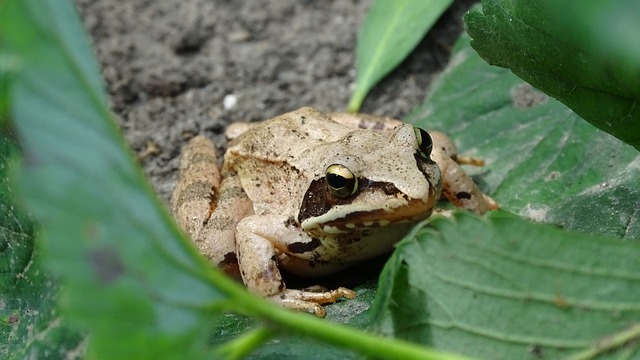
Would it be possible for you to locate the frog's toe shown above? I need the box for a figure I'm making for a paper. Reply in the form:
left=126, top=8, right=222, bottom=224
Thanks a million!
left=483, top=194, right=500, bottom=210
left=267, top=295, right=327, bottom=317
left=280, top=287, right=356, bottom=304
left=266, top=288, right=356, bottom=317
left=455, top=154, right=485, bottom=166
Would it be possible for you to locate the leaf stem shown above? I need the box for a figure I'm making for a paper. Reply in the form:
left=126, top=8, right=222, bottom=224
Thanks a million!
left=206, top=273, right=472, bottom=360
left=566, top=324, right=640, bottom=360
left=256, top=300, right=470, bottom=360
left=211, top=326, right=272, bottom=360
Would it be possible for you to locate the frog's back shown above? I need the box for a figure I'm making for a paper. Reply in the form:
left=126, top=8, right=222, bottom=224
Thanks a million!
left=225, top=108, right=351, bottom=217
left=230, top=107, right=351, bottom=160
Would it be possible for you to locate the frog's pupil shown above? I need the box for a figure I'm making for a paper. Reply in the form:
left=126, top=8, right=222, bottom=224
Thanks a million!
left=325, top=164, right=358, bottom=197
left=328, top=173, right=346, bottom=189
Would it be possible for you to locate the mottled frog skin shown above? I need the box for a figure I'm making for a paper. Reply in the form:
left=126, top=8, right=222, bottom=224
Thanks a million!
left=171, top=107, right=497, bottom=316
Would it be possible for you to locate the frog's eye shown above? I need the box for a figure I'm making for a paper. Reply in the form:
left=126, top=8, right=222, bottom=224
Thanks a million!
left=325, top=164, right=358, bottom=198
left=414, top=127, right=433, bottom=160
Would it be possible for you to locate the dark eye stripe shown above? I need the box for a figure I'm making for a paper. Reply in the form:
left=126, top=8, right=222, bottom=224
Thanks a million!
left=297, top=177, right=401, bottom=223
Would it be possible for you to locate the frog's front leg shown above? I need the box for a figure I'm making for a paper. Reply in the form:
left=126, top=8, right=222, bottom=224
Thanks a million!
left=430, top=131, right=499, bottom=214
left=434, top=153, right=498, bottom=213
left=235, top=215, right=355, bottom=317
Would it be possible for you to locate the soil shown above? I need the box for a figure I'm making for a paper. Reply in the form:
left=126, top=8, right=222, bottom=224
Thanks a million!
left=76, top=0, right=478, bottom=204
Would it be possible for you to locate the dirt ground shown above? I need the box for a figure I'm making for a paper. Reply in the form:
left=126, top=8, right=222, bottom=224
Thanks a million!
left=76, top=0, right=478, bottom=204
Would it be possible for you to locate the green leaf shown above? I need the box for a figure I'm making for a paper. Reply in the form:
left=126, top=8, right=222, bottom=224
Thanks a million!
left=370, top=30, right=640, bottom=359
left=372, top=211, right=640, bottom=359
left=347, top=0, right=454, bottom=112
left=7, top=0, right=638, bottom=358
left=1, top=129, right=85, bottom=359
left=407, top=35, right=640, bottom=239
left=532, top=0, right=640, bottom=71
left=212, top=282, right=379, bottom=359
left=464, top=0, right=640, bottom=151
left=1, top=1, right=227, bottom=358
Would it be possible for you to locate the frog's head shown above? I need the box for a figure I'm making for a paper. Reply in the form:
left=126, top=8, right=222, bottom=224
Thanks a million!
left=298, top=124, right=442, bottom=235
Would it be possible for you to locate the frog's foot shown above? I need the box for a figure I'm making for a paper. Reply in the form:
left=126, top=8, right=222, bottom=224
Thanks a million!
left=266, top=287, right=356, bottom=317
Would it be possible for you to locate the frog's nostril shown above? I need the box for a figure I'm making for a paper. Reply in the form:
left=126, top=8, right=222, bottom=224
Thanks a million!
left=382, top=182, right=397, bottom=195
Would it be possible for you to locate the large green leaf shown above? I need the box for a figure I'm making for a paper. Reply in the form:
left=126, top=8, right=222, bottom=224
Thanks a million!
left=407, top=36, right=640, bottom=239
left=372, top=211, right=640, bottom=359
left=347, top=0, right=453, bottom=112
left=370, top=31, right=640, bottom=358
left=464, top=0, right=640, bottom=151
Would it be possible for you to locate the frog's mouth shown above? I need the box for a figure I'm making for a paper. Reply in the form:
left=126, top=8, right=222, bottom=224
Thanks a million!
left=319, top=200, right=434, bottom=233
left=298, top=178, right=439, bottom=234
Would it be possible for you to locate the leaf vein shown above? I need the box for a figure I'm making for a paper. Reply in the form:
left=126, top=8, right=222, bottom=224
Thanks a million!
left=465, top=237, right=640, bottom=281
left=423, top=258, right=640, bottom=312
left=426, top=318, right=590, bottom=349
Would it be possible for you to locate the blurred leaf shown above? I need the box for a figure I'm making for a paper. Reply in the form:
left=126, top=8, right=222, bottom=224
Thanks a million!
left=533, top=0, right=640, bottom=71
left=407, top=35, right=640, bottom=239
left=372, top=211, right=640, bottom=359
left=465, top=0, right=640, bottom=150
left=1, top=0, right=227, bottom=358
left=348, top=0, right=453, bottom=112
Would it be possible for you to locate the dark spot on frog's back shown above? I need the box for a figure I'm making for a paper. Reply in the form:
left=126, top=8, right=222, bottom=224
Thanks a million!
left=287, top=238, right=322, bottom=254
left=456, top=191, right=471, bottom=200
left=358, top=118, right=385, bottom=130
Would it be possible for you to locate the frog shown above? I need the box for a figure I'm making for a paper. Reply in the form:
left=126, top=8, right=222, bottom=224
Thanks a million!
left=171, top=107, right=498, bottom=317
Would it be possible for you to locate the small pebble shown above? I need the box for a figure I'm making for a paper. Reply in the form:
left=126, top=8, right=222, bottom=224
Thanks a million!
left=223, top=94, right=238, bottom=110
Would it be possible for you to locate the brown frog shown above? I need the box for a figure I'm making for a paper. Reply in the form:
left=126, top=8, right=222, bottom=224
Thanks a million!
left=171, top=107, right=498, bottom=317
